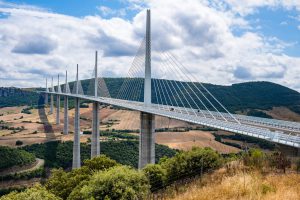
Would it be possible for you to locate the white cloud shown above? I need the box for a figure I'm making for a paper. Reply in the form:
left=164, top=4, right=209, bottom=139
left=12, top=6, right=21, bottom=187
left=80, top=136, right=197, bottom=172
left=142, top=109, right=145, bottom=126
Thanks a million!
left=223, top=0, right=300, bottom=16
left=97, top=6, right=126, bottom=17
left=0, top=0, right=300, bottom=92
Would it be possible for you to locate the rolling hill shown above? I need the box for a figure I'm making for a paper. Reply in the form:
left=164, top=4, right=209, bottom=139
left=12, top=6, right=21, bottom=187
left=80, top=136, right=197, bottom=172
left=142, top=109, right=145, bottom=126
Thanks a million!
left=1, top=80, right=300, bottom=116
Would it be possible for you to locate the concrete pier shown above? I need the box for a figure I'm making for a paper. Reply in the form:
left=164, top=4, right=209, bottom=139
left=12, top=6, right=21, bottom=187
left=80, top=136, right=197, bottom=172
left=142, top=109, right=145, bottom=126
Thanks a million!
left=91, top=102, right=100, bottom=157
left=56, top=95, right=60, bottom=125
left=50, top=94, right=54, bottom=114
left=44, top=78, right=48, bottom=105
left=63, top=96, right=68, bottom=134
left=44, top=93, right=48, bottom=105
left=139, top=112, right=155, bottom=169
left=72, top=97, right=81, bottom=169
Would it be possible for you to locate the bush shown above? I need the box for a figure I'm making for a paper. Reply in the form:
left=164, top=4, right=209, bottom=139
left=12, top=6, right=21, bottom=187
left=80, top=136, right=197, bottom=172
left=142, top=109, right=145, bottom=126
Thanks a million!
left=143, top=164, right=166, bottom=191
left=45, top=168, right=90, bottom=200
left=0, top=146, right=35, bottom=169
left=296, top=159, right=300, bottom=173
left=82, top=130, right=91, bottom=135
left=243, top=149, right=266, bottom=169
left=46, top=156, right=119, bottom=199
left=268, top=151, right=291, bottom=173
left=76, top=166, right=149, bottom=200
left=83, top=155, right=119, bottom=172
left=0, top=185, right=61, bottom=200
left=0, top=167, right=44, bottom=181
left=161, top=147, right=223, bottom=184
left=15, top=140, right=23, bottom=146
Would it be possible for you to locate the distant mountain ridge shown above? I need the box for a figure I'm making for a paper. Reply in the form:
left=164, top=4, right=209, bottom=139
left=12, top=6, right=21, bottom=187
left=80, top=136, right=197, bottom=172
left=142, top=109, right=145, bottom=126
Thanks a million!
left=1, top=80, right=300, bottom=116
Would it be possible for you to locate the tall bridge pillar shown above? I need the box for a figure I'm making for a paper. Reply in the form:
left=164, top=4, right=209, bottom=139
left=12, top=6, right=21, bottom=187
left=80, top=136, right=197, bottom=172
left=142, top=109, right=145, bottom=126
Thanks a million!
left=72, top=97, right=81, bottom=169
left=44, top=93, right=48, bottom=105
left=139, top=9, right=155, bottom=169
left=63, top=71, right=69, bottom=135
left=50, top=77, right=54, bottom=114
left=50, top=94, right=54, bottom=114
left=44, top=78, right=48, bottom=105
left=64, top=96, right=68, bottom=134
left=72, top=65, right=81, bottom=169
left=56, top=95, right=60, bottom=125
left=91, top=102, right=100, bottom=157
left=91, top=51, right=100, bottom=158
left=139, top=112, right=155, bottom=169
left=56, top=75, right=61, bottom=125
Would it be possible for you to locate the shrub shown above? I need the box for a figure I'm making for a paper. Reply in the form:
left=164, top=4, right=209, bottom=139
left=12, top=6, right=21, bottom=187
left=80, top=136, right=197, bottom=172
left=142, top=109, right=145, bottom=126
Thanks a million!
left=296, top=159, right=300, bottom=173
left=161, top=147, right=223, bottom=184
left=0, top=185, right=61, bottom=200
left=0, top=167, right=44, bottom=181
left=243, top=149, right=266, bottom=169
left=77, top=166, right=150, bottom=200
left=83, top=155, right=119, bottom=173
left=15, top=140, right=23, bottom=146
left=46, top=156, right=119, bottom=199
left=268, top=151, right=291, bottom=173
left=45, top=168, right=90, bottom=200
left=82, top=130, right=91, bottom=134
left=143, top=164, right=166, bottom=191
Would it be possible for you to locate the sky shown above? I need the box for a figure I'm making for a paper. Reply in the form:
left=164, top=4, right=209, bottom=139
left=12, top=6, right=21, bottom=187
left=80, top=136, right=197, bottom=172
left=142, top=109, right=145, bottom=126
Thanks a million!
left=0, top=0, right=300, bottom=91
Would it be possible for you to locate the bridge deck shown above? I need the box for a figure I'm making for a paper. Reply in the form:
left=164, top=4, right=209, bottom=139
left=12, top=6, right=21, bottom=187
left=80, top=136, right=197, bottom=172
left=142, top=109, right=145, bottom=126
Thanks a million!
left=46, top=92, right=300, bottom=148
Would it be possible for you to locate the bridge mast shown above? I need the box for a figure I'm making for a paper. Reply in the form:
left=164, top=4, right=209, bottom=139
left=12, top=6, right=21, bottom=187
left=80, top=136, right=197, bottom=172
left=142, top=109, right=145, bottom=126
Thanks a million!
left=144, top=9, right=151, bottom=105
left=91, top=51, right=100, bottom=158
left=139, top=9, right=155, bottom=169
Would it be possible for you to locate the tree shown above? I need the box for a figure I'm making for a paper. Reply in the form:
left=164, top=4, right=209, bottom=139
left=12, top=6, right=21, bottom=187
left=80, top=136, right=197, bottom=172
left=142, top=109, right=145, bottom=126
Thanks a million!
left=46, top=156, right=119, bottom=199
left=161, top=147, right=223, bottom=184
left=77, top=166, right=150, bottom=200
left=45, top=168, right=90, bottom=199
left=243, top=149, right=266, bottom=169
left=83, top=155, right=119, bottom=173
left=296, top=159, right=300, bottom=173
left=268, top=151, right=291, bottom=173
left=143, top=164, right=166, bottom=191
left=0, top=185, right=61, bottom=200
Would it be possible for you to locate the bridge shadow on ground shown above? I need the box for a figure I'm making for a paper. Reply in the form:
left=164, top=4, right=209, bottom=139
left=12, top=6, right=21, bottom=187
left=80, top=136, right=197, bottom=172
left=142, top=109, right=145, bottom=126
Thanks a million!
left=37, top=95, right=59, bottom=166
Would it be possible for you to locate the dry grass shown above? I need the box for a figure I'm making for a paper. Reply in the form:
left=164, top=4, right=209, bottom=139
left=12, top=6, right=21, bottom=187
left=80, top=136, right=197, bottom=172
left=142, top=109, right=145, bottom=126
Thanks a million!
left=155, top=131, right=239, bottom=154
left=265, top=107, right=300, bottom=122
left=167, top=169, right=300, bottom=200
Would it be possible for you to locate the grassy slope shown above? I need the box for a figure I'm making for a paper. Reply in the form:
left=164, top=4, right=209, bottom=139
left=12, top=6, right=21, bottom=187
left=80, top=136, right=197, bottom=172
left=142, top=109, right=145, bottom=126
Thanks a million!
left=165, top=168, right=300, bottom=200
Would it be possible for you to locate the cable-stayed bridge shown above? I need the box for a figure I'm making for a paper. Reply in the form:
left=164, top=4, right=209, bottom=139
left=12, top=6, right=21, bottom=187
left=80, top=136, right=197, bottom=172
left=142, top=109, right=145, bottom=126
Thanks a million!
left=43, top=10, right=300, bottom=169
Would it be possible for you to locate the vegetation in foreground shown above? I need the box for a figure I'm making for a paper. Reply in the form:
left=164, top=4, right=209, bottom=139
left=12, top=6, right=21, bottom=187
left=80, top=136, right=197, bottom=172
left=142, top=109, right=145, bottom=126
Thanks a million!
left=0, top=147, right=223, bottom=200
left=1, top=147, right=299, bottom=200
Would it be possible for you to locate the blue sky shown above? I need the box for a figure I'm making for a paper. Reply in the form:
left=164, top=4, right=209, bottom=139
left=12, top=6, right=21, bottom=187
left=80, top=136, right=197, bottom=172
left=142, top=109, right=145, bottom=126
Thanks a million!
left=245, top=7, right=300, bottom=57
left=5, top=0, right=142, bottom=18
left=0, top=0, right=300, bottom=90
